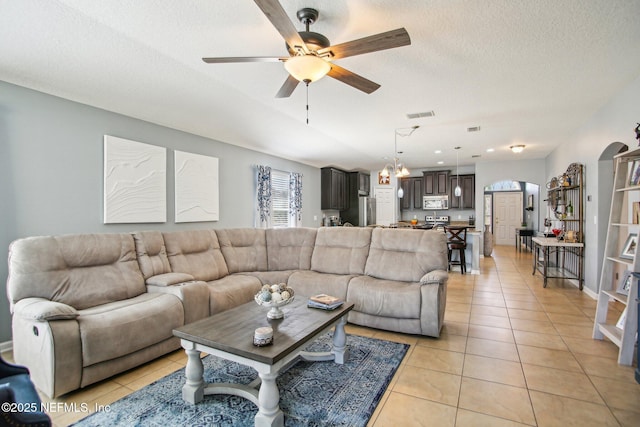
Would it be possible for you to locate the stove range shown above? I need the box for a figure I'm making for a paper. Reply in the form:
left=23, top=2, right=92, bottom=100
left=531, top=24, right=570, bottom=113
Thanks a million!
left=425, top=215, right=450, bottom=225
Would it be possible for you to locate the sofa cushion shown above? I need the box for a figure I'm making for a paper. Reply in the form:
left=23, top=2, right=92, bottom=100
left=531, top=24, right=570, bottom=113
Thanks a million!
left=287, top=270, right=352, bottom=300
left=266, top=228, right=317, bottom=271
left=205, top=274, right=263, bottom=315
left=347, top=276, right=421, bottom=319
left=77, top=292, right=184, bottom=367
left=7, top=234, right=146, bottom=310
left=132, top=231, right=172, bottom=278
left=365, top=228, right=448, bottom=282
left=162, top=230, right=229, bottom=281
left=217, top=228, right=268, bottom=273
left=310, top=227, right=372, bottom=275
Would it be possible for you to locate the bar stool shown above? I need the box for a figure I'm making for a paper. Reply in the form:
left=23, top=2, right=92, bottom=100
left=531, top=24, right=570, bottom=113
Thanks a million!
left=445, top=226, right=467, bottom=274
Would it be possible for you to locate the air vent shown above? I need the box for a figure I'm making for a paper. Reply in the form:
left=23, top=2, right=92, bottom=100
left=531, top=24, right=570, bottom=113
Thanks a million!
left=406, top=111, right=435, bottom=119
left=472, top=154, right=481, bottom=158
left=467, top=126, right=481, bottom=132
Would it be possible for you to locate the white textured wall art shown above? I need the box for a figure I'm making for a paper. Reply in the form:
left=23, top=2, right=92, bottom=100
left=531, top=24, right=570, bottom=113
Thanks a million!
left=103, top=135, right=166, bottom=223
left=174, top=150, right=219, bottom=222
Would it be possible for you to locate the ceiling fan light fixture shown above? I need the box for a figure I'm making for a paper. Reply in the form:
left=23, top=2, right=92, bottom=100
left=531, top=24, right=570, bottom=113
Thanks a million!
left=284, top=55, right=331, bottom=82
left=510, top=144, right=525, bottom=153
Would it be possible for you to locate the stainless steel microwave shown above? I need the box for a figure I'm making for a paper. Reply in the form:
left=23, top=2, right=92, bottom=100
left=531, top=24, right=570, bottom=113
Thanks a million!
left=423, top=195, right=449, bottom=210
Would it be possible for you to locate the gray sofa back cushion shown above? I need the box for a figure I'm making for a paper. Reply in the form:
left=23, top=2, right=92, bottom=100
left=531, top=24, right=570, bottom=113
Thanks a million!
left=266, top=228, right=317, bottom=271
left=311, top=227, right=372, bottom=275
left=162, top=230, right=229, bottom=281
left=216, top=228, right=268, bottom=273
left=132, top=231, right=172, bottom=279
left=365, top=228, right=448, bottom=282
left=7, top=234, right=145, bottom=310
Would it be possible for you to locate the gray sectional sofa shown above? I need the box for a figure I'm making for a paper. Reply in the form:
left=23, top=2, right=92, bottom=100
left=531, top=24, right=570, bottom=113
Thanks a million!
left=6, top=226, right=448, bottom=398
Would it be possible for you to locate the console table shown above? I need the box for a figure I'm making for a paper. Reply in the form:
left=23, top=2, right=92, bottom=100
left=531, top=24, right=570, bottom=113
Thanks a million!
left=532, top=237, right=584, bottom=289
left=515, top=228, right=534, bottom=252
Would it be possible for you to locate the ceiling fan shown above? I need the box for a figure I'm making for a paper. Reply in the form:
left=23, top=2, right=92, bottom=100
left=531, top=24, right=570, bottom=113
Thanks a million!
left=202, top=0, right=411, bottom=98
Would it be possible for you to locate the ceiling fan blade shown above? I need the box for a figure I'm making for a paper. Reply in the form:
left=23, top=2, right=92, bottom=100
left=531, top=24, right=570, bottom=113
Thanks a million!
left=254, top=0, right=309, bottom=54
left=202, top=56, right=286, bottom=63
left=275, top=74, right=299, bottom=98
left=318, top=28, right=410, bottom=60
left=327, top=64, right=380, bottom=94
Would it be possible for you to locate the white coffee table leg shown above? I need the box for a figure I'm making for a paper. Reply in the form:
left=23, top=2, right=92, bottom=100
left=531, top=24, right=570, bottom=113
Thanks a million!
left=332, top=315, right=349, bottom=364
left=254, top=371, right=284, bottom=427
left=182, top=347, right=205, bottom=404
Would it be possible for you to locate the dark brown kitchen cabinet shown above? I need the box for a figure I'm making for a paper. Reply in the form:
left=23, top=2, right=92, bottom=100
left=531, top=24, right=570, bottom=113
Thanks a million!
left=400, top=177, right=424, bottom=210
left=423, top=170, right=449, bottom=195
left=400, top=178, right=411, bottom=210
left=321, top=167, right=347, bottom=210
left=356, top=172, right=370, bottom=196
left=450, top=174, right=475, bottom=209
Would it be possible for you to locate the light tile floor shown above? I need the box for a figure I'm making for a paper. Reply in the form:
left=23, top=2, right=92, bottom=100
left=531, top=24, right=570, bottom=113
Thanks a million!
left=3, top=246, right=640, bottom=426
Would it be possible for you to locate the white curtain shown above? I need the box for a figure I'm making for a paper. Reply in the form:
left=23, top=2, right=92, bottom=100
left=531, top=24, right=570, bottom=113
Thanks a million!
left=256, top=165, right=271, bottom=228
left=289, top=172, right=303, bottom=227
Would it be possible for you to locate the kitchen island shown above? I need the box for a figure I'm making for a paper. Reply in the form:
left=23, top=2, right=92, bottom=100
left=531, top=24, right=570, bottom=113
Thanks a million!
left=389, top=221, right=481, bottom=275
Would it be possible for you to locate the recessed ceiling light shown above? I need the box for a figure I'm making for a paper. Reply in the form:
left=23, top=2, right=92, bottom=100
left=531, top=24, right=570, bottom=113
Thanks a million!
left=486, top=148, right=494, bottom=152
left=434, top=150, right=442, bottom=154
left=437, top=161, right=444, bottom=165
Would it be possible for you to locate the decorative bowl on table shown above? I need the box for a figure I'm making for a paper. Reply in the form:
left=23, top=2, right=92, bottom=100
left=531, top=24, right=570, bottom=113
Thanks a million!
left=255, top=283, right=295, bottom=319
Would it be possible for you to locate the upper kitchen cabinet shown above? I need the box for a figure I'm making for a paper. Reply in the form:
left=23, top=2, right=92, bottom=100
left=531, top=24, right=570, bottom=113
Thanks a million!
left=423, top=170, right=449, bottom=195
left=352, top=172, right=370, bottom=196
left=321, top=167, right=347, bottom=210
left=400, top=177, right=423, bottom=210
left=450, top=174, right=475, bottom=209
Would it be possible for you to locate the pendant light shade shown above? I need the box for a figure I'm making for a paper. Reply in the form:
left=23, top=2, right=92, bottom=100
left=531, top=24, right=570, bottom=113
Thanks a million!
left=398, top=187, right=404, bottom=198
left=454, top=146, right=462, bottom=197
left=284, top=55, right=331, bottom=82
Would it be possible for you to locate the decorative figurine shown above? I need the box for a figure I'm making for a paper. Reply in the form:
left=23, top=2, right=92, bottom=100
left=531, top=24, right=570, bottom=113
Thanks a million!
left=635, top=123, right=640, bottom=145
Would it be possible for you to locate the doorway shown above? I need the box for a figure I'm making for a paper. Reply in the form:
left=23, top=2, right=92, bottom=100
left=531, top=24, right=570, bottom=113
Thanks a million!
left=374, top=187, right=395, bottom=226
left=493, top=192, right=523, bottom=245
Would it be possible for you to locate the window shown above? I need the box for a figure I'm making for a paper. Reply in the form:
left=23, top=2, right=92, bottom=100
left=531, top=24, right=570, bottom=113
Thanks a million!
left=271, top=170, right=291, bottom=227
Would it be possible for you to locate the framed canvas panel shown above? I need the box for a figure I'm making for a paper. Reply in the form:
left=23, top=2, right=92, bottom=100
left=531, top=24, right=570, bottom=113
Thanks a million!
left=174, top=150, right=219, bottom=223
left=103, top=135, right=166, bottom=223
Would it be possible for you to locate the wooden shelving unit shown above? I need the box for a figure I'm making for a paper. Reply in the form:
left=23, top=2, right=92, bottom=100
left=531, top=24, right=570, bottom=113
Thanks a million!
left=593, top=147, right=640, bottom=365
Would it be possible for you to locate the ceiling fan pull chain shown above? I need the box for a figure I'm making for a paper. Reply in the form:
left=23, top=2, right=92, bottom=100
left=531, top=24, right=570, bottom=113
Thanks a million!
left=305, top=79, right=310, bottom=124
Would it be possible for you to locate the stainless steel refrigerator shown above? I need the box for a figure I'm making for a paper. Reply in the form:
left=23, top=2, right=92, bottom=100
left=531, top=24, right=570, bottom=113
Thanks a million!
left=359, top=196, right=376, bottom=226
left=341, top=196, right=376, bottom=226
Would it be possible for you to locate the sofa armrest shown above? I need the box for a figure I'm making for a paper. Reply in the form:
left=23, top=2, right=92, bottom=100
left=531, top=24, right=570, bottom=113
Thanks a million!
left=145, top=272, right=195, bottom=287
left=419, top=269, right=448, bottom=286
left=147, top=281, right=209, bottom=324
left=13, top=298, right=78, bottom=321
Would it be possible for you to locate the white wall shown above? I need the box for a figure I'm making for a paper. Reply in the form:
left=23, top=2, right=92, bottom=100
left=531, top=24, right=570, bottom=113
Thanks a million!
left=544, top=74, right=640, bottom=294
left=0, top=81, right=322, bottom=343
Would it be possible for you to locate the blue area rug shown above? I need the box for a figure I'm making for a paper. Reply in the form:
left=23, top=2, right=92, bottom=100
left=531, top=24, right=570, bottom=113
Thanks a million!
left=72, top=334, right=409, bottom=427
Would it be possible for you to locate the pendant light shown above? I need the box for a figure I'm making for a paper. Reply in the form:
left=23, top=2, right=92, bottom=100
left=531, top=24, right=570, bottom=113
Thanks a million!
left=454, top=146, right=462, bottom=197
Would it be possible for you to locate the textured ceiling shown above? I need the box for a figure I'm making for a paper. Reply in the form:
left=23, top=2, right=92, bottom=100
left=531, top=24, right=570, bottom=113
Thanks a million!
left=1, top=0, right=639, bottom=171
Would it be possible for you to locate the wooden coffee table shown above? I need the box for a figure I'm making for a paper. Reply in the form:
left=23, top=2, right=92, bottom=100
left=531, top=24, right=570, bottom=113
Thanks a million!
left=173, top=298, right=354, bottom=427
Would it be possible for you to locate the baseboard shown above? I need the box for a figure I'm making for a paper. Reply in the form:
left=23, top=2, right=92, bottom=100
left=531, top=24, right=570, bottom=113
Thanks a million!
left=567, top=278, right=597, bottom=300
left=0, top=340, right=13, bottom=353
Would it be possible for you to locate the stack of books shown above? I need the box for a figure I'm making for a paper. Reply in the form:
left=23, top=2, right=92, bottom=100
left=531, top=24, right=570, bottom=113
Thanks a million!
left=307, top=294, right=344, bottom=310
